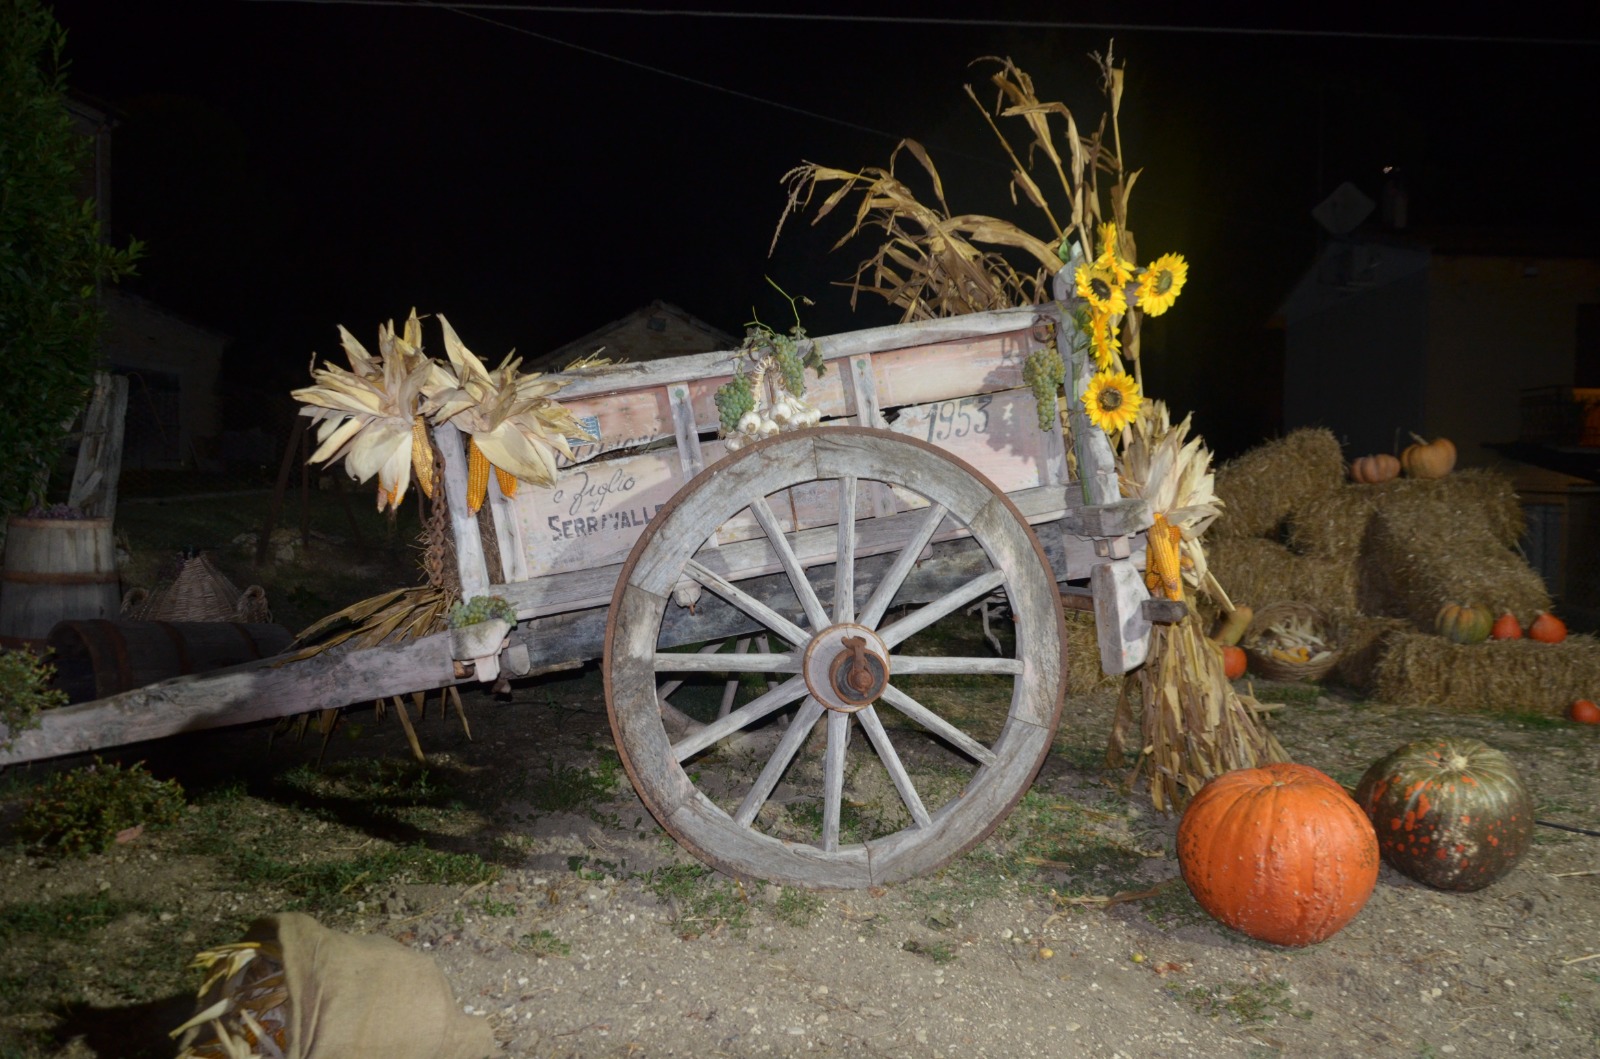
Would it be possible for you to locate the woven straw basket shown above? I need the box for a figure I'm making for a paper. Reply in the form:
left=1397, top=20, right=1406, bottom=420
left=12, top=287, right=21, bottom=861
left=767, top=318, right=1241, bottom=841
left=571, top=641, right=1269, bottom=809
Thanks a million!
left=1242, top=601, right=1340, bottom=682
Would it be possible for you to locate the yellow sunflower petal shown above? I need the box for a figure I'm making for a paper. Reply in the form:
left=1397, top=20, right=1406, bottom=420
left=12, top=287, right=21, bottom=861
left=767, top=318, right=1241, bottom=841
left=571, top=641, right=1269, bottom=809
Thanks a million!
left=1083, top=370, right=1142, bottom=435
left=1074, top=261, right=1128, bottom=315
left=1136, top=253, right=1188, bottom=316
left=1089, top=309, right=1121, bottom=370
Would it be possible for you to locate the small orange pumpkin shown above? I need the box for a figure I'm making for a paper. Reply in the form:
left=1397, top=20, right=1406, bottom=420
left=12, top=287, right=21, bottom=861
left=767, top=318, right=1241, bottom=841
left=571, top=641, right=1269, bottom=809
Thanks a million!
left=1401, top=434, right=1456, bottom=479
left=1528, top=611, right=1568, bottom=644
left=1349, top=454, right=1401, bottom=484
left=1221, top=644, right=1247, bottom=680
left=1570, top=699, right=1600, bottom=724
left=1490, top=612, right=1523, bottom=640
left=1177, top=763, right=1379, bottom=947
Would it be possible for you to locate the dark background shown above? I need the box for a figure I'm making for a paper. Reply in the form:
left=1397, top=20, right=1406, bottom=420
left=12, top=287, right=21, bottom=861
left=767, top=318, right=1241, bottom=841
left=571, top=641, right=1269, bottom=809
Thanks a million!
left=45, top=1, right=1600, bottom=459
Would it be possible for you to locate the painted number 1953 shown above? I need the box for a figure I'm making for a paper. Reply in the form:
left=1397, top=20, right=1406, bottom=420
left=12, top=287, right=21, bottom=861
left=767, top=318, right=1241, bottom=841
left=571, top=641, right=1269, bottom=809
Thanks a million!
left=925, top=395, right=992, bottom=443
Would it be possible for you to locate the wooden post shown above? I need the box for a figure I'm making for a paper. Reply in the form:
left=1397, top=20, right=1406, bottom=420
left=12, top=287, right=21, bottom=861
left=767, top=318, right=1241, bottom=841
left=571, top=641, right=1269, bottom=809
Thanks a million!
left=67, top=372, right=128, bottom=519
left=258, top=415, right=309, bottom=566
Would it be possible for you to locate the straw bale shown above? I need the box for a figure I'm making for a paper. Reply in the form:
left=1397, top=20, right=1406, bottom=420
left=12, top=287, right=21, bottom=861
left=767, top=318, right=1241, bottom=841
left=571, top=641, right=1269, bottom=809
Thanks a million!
left=1373, top=631, right=1600, bottom=715
left=1064, top=609, right=1117, bottom=694
left=1212, top=428, right=1345, bottom=539
left=1326, top=609, right=1414, bottom=692
left=1206, top=536, right=1358, bottom=615
left=1287, top=469, right=1526, bottom=559
left=1356, top=487, right=1549, bottom=627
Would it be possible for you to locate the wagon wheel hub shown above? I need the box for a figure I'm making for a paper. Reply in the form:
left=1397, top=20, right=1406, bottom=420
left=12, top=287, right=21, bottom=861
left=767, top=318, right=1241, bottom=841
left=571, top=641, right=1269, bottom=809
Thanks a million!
left=804, top=624, right=889, bottom=712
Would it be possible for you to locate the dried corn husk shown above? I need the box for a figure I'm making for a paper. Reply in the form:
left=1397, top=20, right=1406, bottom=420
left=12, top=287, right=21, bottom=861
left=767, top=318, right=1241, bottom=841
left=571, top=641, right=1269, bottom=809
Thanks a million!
left=1109, top=615, right=1288, bottom=812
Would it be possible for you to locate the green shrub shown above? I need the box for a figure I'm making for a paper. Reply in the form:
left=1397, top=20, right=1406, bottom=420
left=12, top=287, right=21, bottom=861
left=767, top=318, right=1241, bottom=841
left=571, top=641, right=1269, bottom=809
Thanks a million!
left=17, top=758, right=185, bottom=856
left=0, top=648, right=65, bottom=749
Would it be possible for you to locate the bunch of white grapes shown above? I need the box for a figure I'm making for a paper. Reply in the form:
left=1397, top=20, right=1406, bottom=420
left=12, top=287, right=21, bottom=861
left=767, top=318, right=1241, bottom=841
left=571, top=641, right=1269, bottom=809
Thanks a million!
left=448, top=594, right=518, bottom=629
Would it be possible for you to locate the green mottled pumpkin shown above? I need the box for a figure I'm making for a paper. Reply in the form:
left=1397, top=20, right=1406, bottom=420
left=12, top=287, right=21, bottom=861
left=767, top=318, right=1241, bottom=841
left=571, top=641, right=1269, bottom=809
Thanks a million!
left=1435, top=603, right=1493, bottom=645
left=1354, top=738, right=1533, bottom=892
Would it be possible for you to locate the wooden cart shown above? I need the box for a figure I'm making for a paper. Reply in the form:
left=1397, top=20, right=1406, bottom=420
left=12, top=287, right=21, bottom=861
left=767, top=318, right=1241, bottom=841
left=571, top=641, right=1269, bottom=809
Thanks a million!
left=0, top=301, right=1178, bottom=889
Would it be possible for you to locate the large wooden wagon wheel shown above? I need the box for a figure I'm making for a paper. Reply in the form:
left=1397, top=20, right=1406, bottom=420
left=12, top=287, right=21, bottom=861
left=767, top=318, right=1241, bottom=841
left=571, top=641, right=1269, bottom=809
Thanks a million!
left=604, top=427, right=1066, bottom=888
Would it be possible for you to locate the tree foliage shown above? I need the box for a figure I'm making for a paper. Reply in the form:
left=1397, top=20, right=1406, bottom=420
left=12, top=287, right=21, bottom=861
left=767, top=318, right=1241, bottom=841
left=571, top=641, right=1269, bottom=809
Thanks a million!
left=0, top=0, right=141, bottom=519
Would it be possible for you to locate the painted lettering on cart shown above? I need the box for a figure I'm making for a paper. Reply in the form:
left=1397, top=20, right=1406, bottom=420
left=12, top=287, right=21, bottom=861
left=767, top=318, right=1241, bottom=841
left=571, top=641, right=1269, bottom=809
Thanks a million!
left=546, top=466, right=663, bottom=541
left=924, top=394, right=992, bottom=443
left=547, top=504, right=663, bottom=541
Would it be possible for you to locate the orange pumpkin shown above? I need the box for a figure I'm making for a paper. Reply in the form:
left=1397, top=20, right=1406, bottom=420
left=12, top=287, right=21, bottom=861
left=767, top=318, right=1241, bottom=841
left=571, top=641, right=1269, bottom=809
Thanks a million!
left=1221, top=644, right=1247, bottom=680
left=1177, top=763, right=1379, bottom=947
left=1401, top=434, right=1456, bottom=479
left=1490, top=612, right=1523, bottom=640
left=1570, top=699, right=1600, bottom=724
left=1529, top=611, right=1567, bottom=644
left=1349, top=454, right=1401, bottom=484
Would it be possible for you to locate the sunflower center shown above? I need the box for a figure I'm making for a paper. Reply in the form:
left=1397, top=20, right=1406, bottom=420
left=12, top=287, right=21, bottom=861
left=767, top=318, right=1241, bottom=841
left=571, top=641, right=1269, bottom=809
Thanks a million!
left=1090, top=277, right=1112, bottom=302
left=1154, top=270, right=1173, bottom=295
left=1098, top=388, right=1124, bottom=412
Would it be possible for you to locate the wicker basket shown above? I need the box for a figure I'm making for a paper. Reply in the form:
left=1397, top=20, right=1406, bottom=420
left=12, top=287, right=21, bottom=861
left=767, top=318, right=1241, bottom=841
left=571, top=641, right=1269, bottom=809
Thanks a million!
left=1242, top=601, right=1341, bottom=682
left=122, top=552, right=272, bottom=623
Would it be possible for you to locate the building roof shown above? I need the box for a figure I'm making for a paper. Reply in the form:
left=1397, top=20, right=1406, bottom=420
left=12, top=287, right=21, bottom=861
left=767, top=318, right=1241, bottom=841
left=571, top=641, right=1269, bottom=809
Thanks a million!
left=528, top=300, right=737, bottom=374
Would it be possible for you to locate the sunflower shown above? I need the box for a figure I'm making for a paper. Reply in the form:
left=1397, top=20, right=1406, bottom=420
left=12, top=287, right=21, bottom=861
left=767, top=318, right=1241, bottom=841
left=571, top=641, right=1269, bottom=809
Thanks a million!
left=1088, top=308, right=1122, bottom=370
left=1135, top=253, right=1188, bottom=316
left=1074, top=260, right=1128, bottom=315
left=1094, top=222, right=1134, bottom=287
left=1083, top=369, right=1142, bottom=435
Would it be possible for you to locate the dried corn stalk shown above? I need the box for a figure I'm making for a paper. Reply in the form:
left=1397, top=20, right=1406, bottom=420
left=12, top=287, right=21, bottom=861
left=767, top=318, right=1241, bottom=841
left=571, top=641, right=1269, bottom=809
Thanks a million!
left=1108, top=616, right=1287, bottom=812
left=773, top=53, right=1129, bottom=323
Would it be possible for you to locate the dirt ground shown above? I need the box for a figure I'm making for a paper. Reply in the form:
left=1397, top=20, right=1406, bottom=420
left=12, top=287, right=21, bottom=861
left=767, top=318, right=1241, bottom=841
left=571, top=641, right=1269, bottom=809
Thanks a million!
left=2, top=641, right=1597, bottom=1059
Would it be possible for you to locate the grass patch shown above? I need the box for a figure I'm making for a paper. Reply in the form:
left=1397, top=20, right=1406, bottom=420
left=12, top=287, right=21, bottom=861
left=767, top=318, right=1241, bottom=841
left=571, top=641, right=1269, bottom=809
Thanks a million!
left=773, top=886, right=824, bottom=928
left=15, top=759, right=186, bottom=856
left=225, top=842, right=498, bottom=913
left=0, top=892, right=143, bottom=942
left=519, top=929, right=572, bottom=958
left=1176, top=977, right=1312, bottom=1025
left=901, top=938, right=958, bottom=964
left=526, top=755, right=621, bottom=814
left=640, top=863, right=751, bottom=938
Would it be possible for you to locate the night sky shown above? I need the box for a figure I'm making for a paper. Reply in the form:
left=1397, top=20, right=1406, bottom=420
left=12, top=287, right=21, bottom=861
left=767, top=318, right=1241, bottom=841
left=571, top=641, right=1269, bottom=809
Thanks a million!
left=44, top=2, right=1600, bottom=459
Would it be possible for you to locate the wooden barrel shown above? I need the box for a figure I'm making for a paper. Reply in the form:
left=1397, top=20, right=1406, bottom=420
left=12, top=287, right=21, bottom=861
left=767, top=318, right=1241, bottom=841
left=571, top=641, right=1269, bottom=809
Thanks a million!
left=46, top=619, right=294, bottom=703
left=0, top=517, right=121, bottom=641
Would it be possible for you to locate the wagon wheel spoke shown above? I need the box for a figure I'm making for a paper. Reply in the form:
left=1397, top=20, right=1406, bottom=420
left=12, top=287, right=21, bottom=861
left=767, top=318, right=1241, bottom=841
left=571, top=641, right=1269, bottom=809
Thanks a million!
left=819, top=711, right=851, bottom=852
left=683, top=558, right=810, bottom=646
left=652, top=650, right=798, bottom=673
left=856, top=705, right=932, bottom=829
left=876, top=569, right=1007, bottom=648
left=889, top=655, right=1024, bottom=676
left=857, top=501, right=948, bottom=628
left=834, top=475, right=858, bottom=624
left=748, top=495, right=830, bottom=633
left=671, top=675, right=809, bottom=762
left=878, top=683, right=998, bottom=767
left=733, top=697, right=826, bottom=828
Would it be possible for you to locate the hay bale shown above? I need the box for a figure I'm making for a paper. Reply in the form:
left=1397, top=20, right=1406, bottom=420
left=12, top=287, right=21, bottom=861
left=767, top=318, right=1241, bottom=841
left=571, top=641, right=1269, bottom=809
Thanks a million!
left=1287, top=469, right=1526, bottom=559
left=1356, top=487, right=1550, bottom=627
left=1064, top=609, right=1117, bottom=694
left=1373, top=631, right=1600, bottom=715
left=1207, top=536, right=1358, bottom=615
left=1326, top=609, right=1414, bottom=692
left=1212, top=428, right=1344, bottom=539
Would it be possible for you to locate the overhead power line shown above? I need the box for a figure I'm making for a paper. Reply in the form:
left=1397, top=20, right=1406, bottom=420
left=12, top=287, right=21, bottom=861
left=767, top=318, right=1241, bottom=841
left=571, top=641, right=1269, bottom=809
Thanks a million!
left=237, top=0, right=1597, bottom=48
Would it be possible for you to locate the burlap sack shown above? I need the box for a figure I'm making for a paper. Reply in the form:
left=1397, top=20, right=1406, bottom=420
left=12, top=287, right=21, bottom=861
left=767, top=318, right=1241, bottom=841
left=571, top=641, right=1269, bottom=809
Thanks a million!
left=175, top=912, right=496, bottom=1058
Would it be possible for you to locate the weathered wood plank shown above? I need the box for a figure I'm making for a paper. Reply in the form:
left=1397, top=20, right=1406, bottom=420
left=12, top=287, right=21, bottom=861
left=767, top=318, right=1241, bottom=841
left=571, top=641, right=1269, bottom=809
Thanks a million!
left=437, top=422, right=490, bottom=599
left=0, top=633, right=463, bottom=767
left=68, top=372, right=128, bottom=519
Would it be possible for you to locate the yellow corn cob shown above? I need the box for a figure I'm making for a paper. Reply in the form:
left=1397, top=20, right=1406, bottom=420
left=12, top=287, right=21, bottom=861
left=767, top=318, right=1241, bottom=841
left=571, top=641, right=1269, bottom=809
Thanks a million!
left=410, top=415, right=434, bottom=499
left=1144, top=512, right=1184, bottom=602
left=494, top=465, right=518, bottom=499
left=466, top=437, right=490, bottom=514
